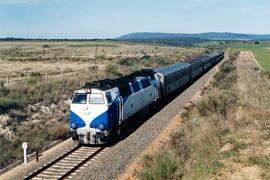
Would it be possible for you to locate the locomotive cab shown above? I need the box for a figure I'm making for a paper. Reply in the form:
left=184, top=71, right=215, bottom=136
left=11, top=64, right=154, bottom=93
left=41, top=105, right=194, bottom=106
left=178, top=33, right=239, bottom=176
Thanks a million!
left=70, top=88, right=114, bottom=144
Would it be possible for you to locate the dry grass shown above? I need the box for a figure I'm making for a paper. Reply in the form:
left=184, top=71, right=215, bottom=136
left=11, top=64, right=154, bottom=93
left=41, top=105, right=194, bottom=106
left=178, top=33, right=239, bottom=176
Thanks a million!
left=0, top=41, right=205, bottom=80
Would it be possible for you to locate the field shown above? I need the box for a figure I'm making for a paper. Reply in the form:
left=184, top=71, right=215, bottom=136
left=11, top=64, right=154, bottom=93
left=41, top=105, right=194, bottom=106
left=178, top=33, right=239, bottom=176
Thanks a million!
left=0, top=41, right=203, bottom=80
left=199, top=40, right=270, bottom=71
left=252, top=48, right=270, bottom=71
left=0, top=40, right=206, bottom=169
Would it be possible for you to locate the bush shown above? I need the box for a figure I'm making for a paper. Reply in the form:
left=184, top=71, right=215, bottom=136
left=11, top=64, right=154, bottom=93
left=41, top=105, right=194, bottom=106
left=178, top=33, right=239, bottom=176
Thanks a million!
left=197, top=89, right=237, bottom=119
left=30, top=72, right=42, bottom=77
left=213, top=58, right=237, bottom=90
left=105, top=64, right=122, bottom=77
left=119, top=57, right=138, bottom=66
left=0, top=81, right=9, bottom=96
left=42, top=44, right=50, bottom=48
left=139, top=152, right=178, bottom=180
left=249, top=155, right=270, bottom=169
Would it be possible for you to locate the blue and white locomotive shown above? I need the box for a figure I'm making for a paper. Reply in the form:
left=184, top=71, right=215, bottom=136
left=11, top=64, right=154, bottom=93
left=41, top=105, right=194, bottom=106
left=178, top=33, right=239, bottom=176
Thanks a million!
left=70, top=70, right=160, bottom=144
left=70, top=52, right=224, bottom=144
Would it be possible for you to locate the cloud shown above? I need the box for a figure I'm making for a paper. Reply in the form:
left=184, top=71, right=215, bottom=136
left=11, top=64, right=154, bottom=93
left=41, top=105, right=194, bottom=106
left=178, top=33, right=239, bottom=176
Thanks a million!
left=0, top=0, right=39, bottom=4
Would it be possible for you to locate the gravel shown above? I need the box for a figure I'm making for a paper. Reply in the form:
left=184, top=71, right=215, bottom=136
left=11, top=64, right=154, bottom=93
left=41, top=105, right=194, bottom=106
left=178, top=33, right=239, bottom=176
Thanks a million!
left=75, top=61, right=224, bottom=180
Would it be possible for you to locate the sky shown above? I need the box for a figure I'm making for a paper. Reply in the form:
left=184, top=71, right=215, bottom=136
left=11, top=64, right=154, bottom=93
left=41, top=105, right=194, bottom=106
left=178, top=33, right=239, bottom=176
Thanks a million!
left=0, top=0, right=270, bottom=39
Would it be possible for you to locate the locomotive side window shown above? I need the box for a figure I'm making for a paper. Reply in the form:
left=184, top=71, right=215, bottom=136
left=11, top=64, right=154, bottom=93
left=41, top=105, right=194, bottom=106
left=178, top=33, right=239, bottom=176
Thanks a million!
left=132, top=82, right=141, bottom=92
left=119, top=84, right=132, bottom=97
left=106, top=92, right=112, bottom=104
left=89, top=94, right=105, bottom=104
left=72, top=93, right=87, bottom=104
left=141, top=79, right=151, bottom=88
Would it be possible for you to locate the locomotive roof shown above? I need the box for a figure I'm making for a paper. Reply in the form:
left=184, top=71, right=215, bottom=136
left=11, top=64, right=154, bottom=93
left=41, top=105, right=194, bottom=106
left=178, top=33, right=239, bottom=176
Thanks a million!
left=84, top=69, right=155, bottom=90
left=154, top=62, right=191, bottom=76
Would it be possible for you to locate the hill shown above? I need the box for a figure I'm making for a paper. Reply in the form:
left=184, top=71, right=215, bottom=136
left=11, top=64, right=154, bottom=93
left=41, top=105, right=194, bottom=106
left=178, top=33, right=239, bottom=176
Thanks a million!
left=118, top=32, right=270, bottom=40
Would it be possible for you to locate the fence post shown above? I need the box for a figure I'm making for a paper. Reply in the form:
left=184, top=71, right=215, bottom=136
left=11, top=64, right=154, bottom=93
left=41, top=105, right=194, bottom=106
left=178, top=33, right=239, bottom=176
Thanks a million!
left=45, top=72, right=48, bottom=81
left=6, top=76, right=9, bottom=87
left=36, top=149, right=39, bottom=162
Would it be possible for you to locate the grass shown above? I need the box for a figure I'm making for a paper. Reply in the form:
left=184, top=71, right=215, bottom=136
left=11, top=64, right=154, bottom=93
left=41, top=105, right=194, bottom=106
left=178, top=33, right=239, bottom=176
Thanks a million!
left=0, top=123, right=69, bottom=169
left=68, top=43, right=120, bottom=48
left=0, top=78, right=79, bottom=112
left=139, top=152, right=178, bottom=180
left=249, top=155, right=270, bottom=169
left=0, top=78, right=83, bottom=168
left=252, top=48, right=270, bottom=71
left=199, top=40, right=270, bottom=71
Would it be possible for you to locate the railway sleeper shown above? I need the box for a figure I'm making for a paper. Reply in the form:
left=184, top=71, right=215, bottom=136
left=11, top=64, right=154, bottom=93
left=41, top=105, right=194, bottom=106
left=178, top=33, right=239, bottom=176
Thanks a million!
left=62, top=157, right=87, bottom=161
left=44, top=167, right=71, bottom=173
left=51, top=164, right=75, bottom=169
left=36, top=173, right=62, bottom=179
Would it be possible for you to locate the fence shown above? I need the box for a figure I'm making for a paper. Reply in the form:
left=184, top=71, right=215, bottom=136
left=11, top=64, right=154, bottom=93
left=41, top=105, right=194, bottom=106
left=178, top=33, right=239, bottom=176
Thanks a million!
left=0, top=65, right=99, bottom=88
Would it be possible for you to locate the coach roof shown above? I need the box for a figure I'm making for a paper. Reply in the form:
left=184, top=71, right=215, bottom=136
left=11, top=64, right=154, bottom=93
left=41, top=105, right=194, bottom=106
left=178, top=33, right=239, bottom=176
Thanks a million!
left=154, top=62, right=191, bottom=77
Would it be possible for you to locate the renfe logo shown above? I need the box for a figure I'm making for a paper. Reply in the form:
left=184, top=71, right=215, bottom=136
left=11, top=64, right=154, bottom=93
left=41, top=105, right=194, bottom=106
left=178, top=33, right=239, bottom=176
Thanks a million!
left=83, top=108, right=91, bottom=116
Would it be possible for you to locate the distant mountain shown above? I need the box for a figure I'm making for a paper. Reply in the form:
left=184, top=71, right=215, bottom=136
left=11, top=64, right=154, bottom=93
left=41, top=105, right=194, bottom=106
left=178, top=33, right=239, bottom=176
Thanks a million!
left=118, top=32, right=270, bottom=40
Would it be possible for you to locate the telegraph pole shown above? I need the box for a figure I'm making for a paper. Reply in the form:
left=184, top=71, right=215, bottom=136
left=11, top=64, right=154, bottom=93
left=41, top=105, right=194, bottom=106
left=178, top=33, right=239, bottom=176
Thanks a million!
left=94, top=39, right=98, bottom=69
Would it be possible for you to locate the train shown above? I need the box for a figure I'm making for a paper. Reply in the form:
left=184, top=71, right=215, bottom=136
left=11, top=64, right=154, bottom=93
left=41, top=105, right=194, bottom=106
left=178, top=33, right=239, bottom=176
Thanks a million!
left=69, top=51, right=224, bottom=144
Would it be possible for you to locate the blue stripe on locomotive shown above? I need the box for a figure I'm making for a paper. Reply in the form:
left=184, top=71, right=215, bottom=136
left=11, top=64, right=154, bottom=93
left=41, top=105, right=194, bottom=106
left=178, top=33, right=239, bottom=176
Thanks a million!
left=90, top=96, right=121, bottom=130
left=70, top=111, right=86, bottom=128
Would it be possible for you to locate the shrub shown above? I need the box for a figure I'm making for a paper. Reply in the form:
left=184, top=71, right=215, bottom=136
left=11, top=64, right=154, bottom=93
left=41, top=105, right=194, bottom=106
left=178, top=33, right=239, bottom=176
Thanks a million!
left=139, top=152, right=178, bottom=180
left=105, top=64, right=122, bottom=77
left=141, top=56, right=170, bottom=67
left=42, top=44, right=50, bottom=48
left=249, top=155, right=270, bottom=169
left=30, top=72, right=42, bottom=77
left=197, top=89, right=237, bottom=119
left=119, top=57, right=138, bottom=66
left=0, top=81, right=9, bottom=96
left=213, top=60, right=237, bottom=90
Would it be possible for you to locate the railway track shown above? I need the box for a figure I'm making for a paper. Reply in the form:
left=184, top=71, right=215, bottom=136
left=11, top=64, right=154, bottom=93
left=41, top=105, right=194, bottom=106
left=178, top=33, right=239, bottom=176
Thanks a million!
left=24, top=145, right=105, bottom=180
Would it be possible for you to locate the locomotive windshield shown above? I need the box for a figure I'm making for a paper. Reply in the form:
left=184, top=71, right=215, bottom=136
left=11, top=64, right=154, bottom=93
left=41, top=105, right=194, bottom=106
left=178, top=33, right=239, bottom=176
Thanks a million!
left=72, top=93, right=87, bottom=104
left=89, top=94, right=105, bottom=104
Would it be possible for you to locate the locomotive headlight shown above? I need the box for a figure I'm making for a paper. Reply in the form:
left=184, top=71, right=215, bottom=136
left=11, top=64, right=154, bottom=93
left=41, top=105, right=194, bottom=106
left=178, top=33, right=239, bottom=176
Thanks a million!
left=71, top=122, right=78, bottom=129
left=85, top=88, right=91, bottom=94
left=99, top=123, right=105, bottom=130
